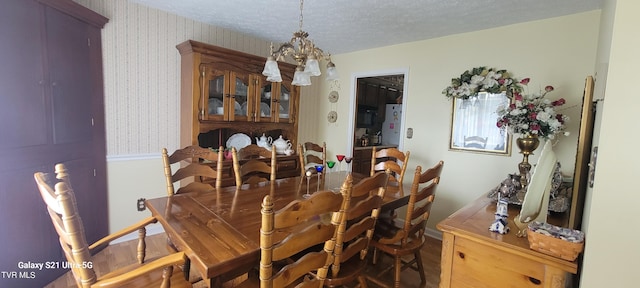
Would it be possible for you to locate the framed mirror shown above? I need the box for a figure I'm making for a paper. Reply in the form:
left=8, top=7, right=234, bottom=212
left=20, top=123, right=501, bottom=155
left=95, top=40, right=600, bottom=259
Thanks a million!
left=450, top=92, right=511, bottom=155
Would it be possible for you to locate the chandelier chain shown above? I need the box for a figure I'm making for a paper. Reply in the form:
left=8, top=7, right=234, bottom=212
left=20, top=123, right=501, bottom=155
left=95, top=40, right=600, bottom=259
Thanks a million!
left=299, top=0, right=304, bottom=31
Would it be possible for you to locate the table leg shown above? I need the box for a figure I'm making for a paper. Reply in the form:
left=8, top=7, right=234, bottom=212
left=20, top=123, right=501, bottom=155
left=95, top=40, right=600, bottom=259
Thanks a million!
left=439, top=232, right=455, bottom=288
left=208, top=277, right=223, bottom=288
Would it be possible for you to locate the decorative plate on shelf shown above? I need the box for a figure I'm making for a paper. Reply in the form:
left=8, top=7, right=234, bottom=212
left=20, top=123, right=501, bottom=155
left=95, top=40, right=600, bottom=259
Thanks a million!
left=235, top=101, right=242, bottom=115
left=226, top=133, right=251, bottom=150
left=208, top=98, right=223, bottom=115
left=327, top=111, right=338, bottom=123
left=328, top=91, right=339, bottom=103
left=260, top=102, right=271, bottom=117
left=241, top=102, right=248, bottom=115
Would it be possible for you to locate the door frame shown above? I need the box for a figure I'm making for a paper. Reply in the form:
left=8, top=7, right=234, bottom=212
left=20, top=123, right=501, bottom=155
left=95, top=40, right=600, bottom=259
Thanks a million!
left=346, top=68, right=409, bottom=156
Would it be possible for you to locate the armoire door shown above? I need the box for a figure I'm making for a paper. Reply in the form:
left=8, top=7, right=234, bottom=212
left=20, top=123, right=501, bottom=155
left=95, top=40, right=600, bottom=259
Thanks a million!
left=0, top=1, right=108, bottom=287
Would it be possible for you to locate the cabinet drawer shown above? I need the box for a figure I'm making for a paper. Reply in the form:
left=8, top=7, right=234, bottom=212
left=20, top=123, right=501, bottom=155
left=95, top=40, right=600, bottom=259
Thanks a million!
left=451, top=237, right=547, bottom=287
left=277, top=158, right=298, bottom=171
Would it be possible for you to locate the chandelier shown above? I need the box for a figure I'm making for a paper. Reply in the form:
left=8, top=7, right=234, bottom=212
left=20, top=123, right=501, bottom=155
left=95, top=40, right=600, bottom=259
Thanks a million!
left=262, top=0, right=339, bottom=86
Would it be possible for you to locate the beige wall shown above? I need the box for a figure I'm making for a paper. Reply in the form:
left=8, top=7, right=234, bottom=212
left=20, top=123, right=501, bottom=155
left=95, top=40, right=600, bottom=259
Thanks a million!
left=580, top=0, right=638, bottom=287
left=318, top=12, right=600, bottom=233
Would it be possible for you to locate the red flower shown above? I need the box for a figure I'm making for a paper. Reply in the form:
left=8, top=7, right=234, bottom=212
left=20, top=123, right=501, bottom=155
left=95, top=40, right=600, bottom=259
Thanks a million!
left=498, top=78, right=505, bottom=85
left=545, top=85, right=554, bottom=92
left=530, top=124, right=540, bottom=131
left=520, top=78, right=530, bottom=85
left=556, top=114, right=565, bottom=123
left=514, top=93, right=523, bottom=101
left=509, top=103, right=516, bottom=109
left=527, top=103, right=535, bottom=109
left=552, top=98, right=566, bottom=106
left=529, top=112, right=537, bottom=120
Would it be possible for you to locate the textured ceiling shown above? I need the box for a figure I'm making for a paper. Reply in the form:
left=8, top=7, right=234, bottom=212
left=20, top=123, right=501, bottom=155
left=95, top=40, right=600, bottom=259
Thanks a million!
left=130, top=0, right=603, bottom=55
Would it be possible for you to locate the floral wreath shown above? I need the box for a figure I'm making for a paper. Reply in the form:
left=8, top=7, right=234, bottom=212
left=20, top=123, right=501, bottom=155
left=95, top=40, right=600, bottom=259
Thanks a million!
left=442, top=66, right=524, bottom=100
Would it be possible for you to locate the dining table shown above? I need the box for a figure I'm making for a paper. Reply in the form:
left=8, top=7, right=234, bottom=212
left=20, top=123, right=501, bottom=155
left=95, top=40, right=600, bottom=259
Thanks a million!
left=145, top=171, right=412, bottom=288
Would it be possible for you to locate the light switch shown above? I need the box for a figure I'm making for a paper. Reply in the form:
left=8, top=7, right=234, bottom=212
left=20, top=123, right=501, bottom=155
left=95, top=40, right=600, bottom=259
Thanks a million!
left=406, top=128, right=413, bottom=139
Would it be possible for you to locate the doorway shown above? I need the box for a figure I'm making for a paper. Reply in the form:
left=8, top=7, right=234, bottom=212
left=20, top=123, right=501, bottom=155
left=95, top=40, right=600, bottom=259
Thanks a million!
left=346, top=69, right=408, bottom=172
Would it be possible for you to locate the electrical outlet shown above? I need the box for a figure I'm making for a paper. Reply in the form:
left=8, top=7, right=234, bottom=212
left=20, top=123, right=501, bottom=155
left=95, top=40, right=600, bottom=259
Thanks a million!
left=406, top=128, right=413, bottom=139
left=137, top=198, right=146, bottom=211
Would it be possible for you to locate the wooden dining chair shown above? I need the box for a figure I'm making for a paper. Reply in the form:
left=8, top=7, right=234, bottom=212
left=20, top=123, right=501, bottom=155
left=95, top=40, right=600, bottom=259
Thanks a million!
left=368, top=161, right=444, bottom=288
left=34, top=164, right=191, bottom=288
left=162, top=145, right=223, bottom=195
left=300, top=141, right=326, bottom=171
left=370, top=147, right=410, bottom=185
left=324, top=171, right=390, bottom=287
left=234, top=179, right=351, bottom=288
left=232, top=145, right=276, bottom=185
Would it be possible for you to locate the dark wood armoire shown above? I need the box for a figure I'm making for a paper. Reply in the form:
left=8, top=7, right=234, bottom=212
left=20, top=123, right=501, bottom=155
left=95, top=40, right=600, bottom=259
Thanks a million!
left=0, top=0, right=108, bottom=286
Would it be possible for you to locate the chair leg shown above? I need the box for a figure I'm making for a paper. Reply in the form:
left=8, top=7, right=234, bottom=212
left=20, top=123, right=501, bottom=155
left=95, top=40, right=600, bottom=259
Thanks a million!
left=357, top=275, right=368, bottom=288
left=394, top=255, right=402, bottom=288
left=183, top=258, right=190, bottom=281
left=414, top=250, right=426, bottom=285
left=372, top=247, right=378, bottom=265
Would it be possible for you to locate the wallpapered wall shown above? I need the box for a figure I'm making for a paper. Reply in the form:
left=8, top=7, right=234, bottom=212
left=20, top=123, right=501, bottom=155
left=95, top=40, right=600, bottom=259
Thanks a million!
left=69, top=0, right=319, bottom=232
left=74, top=0, right=288, bottom=156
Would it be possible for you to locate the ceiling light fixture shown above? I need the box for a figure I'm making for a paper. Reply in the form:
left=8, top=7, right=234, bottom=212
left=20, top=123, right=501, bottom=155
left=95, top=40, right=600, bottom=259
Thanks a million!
left=262, top=0, right=338, bottom=86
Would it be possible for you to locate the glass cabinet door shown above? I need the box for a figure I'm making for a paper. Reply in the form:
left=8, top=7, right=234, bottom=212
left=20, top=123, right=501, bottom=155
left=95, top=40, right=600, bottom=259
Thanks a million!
left=277, top=83, right=291, bottom=122
left=256, top=80, right=273, bottom=122
left=201, top=65, right=288, bottom=123
left=228, top=71, right=250, bottom=121
left=201, top=65, right=252, bottom=121
left=201, top=66, right=226, bottom=120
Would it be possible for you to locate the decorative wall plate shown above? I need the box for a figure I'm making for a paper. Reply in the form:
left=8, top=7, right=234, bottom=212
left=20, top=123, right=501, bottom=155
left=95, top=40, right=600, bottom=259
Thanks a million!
left=327, top=111, right=338, bottom=123
left=328, top=91, right=339, bottom=103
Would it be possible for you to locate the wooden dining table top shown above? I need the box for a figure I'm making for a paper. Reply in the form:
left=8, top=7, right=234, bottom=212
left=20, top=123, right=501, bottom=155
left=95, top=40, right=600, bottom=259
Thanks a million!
left=145, top=171, right=411, bottom=287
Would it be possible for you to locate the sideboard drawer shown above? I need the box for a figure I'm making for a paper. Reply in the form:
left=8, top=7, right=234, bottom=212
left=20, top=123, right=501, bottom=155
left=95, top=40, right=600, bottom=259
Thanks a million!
left=451, top=237, right=547, bottom=287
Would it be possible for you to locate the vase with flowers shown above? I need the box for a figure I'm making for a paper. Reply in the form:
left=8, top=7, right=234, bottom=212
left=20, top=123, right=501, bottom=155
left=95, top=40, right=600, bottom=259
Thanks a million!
left=496, top=78, right=568, bottom=198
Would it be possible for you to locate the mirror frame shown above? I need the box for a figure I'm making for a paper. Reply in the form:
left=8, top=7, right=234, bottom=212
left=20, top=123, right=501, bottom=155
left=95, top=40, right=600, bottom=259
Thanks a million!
left=449, top=92, right=512, bottom=155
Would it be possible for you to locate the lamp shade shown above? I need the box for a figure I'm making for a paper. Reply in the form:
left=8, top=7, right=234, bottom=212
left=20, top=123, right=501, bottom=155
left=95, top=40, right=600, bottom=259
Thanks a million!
left=262, top=57, right=279, bottom=76
left=303, top=56, right=321, bottom=76
left=292, top=67, right=311, bottom=86
left=267, top=73, right=282, bottom=82
left=325, top=61, right=339, bottom=81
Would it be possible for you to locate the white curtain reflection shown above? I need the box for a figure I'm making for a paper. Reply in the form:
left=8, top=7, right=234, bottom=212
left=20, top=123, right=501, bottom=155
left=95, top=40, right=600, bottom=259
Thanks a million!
left=451, top=92, right=510, bottom=153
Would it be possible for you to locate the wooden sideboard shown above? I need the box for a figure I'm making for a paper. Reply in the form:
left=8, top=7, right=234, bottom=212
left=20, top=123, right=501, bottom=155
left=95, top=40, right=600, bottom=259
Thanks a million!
left=437, top=194, right=578, bottom=288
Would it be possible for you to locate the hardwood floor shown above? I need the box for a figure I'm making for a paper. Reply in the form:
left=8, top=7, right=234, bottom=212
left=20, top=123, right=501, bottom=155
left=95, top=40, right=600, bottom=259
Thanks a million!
left=46, top=233, right=442, bottom=288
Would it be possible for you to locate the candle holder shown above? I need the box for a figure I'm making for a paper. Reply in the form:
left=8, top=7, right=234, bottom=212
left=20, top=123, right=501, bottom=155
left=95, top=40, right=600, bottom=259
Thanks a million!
left=315, top=165, right=324, bottom=192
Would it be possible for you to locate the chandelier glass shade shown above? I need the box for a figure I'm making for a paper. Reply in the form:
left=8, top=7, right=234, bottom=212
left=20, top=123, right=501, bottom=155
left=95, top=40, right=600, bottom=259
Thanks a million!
left=262, top=0, right=338, bottom=86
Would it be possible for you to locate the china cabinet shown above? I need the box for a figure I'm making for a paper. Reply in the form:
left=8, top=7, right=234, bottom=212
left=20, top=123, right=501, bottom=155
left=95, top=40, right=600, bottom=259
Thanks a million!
left=177, top=40, right=301, bottom=184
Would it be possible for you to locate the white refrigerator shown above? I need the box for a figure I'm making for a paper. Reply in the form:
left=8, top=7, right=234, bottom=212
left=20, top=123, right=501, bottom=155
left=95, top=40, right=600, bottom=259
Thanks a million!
left=381, top=104, right=402, bottom=146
